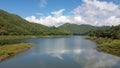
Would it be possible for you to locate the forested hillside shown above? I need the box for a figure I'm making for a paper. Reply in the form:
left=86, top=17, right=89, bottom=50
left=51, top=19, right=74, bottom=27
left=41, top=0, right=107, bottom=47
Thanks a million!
left=59, top=23, right=97, bottom=35
left=0, top=9, right=111, bottom=36
left=89, top=25, right=120, bottom=39
left=0, top=10, right=71, bottom=35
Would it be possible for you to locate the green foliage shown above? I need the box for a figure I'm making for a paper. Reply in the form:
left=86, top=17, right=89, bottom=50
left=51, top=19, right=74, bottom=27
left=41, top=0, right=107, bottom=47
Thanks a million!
left=59, top=23, right=97, bottom=35
left=97, top=40, right=120, bottom=57
left=86, top=36, right=112, bottom=44
left=87, top=36, right=120, bottom=57
left=88, top=24, right=120, bottom=55
left=0, top=43, right=33, bottom=56
left=89, top=25, right=120, bottom=39
left=0, top=9, right=71, bottom=36
left=89, top=25, right=120, bottom=56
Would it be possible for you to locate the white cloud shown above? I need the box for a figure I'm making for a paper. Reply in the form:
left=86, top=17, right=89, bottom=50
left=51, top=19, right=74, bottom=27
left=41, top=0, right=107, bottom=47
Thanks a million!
left=25, top=16, right=38, bottom=22
left=40, top=0, right=47, bottom=8
left=83, top=0, right=118, bottom=11
left=72, top=0, right=120, bottom=26
left=105, top=16, right=120, bottom=26
left=25, top=9, right=86, bottom=27
left=26, top=0, right=120, bottom=26
left=51, top=9, right=65, bottom=17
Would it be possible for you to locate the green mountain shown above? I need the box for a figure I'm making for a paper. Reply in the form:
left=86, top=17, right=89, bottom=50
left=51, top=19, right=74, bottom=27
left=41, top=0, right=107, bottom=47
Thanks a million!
left=0, top=9, right=111, bottom=36
left=59, top=23, right=97, bottom=35
left=0, top=9, right=71, bottom=35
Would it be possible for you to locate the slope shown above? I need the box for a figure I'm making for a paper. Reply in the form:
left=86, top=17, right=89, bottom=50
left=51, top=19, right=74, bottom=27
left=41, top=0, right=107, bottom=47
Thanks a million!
left=59, top=23, right=96, bottom=35
left=0, top=9, right=71, bottom=35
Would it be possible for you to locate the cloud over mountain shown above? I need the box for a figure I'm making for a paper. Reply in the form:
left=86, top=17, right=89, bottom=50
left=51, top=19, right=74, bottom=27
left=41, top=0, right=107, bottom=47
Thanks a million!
left=25, top=0, right=120, bottom=26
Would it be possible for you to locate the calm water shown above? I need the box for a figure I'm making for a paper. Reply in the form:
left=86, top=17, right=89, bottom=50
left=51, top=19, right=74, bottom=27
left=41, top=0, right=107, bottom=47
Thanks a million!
left=0, top=36, right=120, bottom=68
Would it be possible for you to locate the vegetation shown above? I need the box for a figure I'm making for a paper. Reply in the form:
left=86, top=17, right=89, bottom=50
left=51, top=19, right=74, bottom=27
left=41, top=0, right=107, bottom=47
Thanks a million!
left=0, top=43, right=33, bottom=61
left=0, top=9, right=109, bottom=36
left=59, top=23, right=109, bottom=35
left=59, top=23, right=96, bottom=35
left=0, top=35, right=71, bottom=41
left=97, top=40, right=120, bottom=57
left=0, top=35, right=39, bottom=41
left=1, top=9, right=120, bottom=59
left=0, top=9, right=72, bottom=61
left=88, top=25, right=120, bottom=56
left=0, top=9, right=71, bottom=36
left=89, top=25, right=120, bottom=39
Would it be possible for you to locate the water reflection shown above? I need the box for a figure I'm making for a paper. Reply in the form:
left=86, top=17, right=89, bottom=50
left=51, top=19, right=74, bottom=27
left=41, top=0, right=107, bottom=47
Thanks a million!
left=72, top=50, right=120, bottom=68
left=46, top=49, right=83, bottom=60
left=29, top=37, right=84, bottom=60
left=0, top=36, right=120, bottom=68
left=26, top=36, right=120, bottom=68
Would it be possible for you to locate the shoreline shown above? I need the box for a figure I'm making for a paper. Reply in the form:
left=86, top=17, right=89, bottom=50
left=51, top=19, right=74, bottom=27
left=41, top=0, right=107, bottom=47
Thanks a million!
left=86, top=36, right=120, bottom=57
left=0, top=35, right=71, bottom=41
left=0, top=35, right=71, bottom=61
left=0, top=43, right=33, bottom=61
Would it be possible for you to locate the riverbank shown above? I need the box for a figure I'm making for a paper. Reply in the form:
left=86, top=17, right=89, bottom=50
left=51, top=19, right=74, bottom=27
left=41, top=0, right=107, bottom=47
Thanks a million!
left=86, top=36, right=120, bottom=57
left=0, top=35, right=71, bottom=41
left=0, top=35, right=71, bottom=61
left=0, top=35, right=48, bottom=41
left=0, top=43, right=33, bottom=61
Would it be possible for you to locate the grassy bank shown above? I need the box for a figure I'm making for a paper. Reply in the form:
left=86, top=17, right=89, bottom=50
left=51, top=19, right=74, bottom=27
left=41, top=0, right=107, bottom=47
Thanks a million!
left=0, top=35, right=71, bottom=41
left=0, top=35, right=46, bottom=40
left=0, top=43, right=33, bottom=61
left=0, top=35, right=71, bottom=61
left=86, top=36, right=120, bottom=57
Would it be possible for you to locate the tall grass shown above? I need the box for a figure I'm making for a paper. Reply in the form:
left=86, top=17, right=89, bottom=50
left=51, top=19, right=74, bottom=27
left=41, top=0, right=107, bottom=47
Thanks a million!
left=0, top=35, right=71, bottom=41
left=87, top=36, right=120, bottom=57
left=0, top=43, right=33, bottom=60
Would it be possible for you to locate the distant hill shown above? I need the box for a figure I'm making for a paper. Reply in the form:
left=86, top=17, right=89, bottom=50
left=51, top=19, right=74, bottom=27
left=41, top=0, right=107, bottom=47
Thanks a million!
left=0, top=9, right=111, bottom=36
left=0, top=9, right=71, bottom=35
left=59, top=23, right=97, bottom=35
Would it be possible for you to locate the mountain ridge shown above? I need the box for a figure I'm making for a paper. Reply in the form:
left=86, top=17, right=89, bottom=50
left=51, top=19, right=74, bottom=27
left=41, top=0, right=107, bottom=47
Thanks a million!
left=59, top=23, right=96, bottom=35
left=0, top=9, right=112, bottom=35
left=0, top=9, right=71, bottom=35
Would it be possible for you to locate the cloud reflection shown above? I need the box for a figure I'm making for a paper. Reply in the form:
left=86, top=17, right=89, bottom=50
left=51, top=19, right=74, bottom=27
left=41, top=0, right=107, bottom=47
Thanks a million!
left=72, top=50, right=120, bottom=68
left=34, top=38, right=84, bottom=60
left=29, top=36, right=120, bottom=68
left=45, top=49, right=83, bottom=60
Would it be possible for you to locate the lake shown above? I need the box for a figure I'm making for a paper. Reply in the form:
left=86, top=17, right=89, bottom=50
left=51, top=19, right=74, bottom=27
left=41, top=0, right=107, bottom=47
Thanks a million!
left=0, top=36, right=120, bottom=68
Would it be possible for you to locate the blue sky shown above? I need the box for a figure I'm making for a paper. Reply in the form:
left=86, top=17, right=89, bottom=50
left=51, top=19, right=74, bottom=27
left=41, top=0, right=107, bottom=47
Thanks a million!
left=0, top=0, right=81, bottom=18
left=0, top=0, right=120, bottom=26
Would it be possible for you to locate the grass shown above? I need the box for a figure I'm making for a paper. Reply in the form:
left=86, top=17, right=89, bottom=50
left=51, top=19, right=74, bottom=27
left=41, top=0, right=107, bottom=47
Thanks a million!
left=0, top=35, right=71, bottom=41
left=0, top=35, right=42, bottom=40
left=87, top=36, right=120, bottom=57
left=0, top=35, right=70, bottom=61
left=0, top=43, right=33, bottom=61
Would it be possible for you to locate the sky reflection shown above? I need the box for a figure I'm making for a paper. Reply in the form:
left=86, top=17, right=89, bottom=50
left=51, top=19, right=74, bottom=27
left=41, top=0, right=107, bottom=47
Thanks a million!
left=26, top=36, right=120, bottom=68
left=0, top=36, right=120, bottom=68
